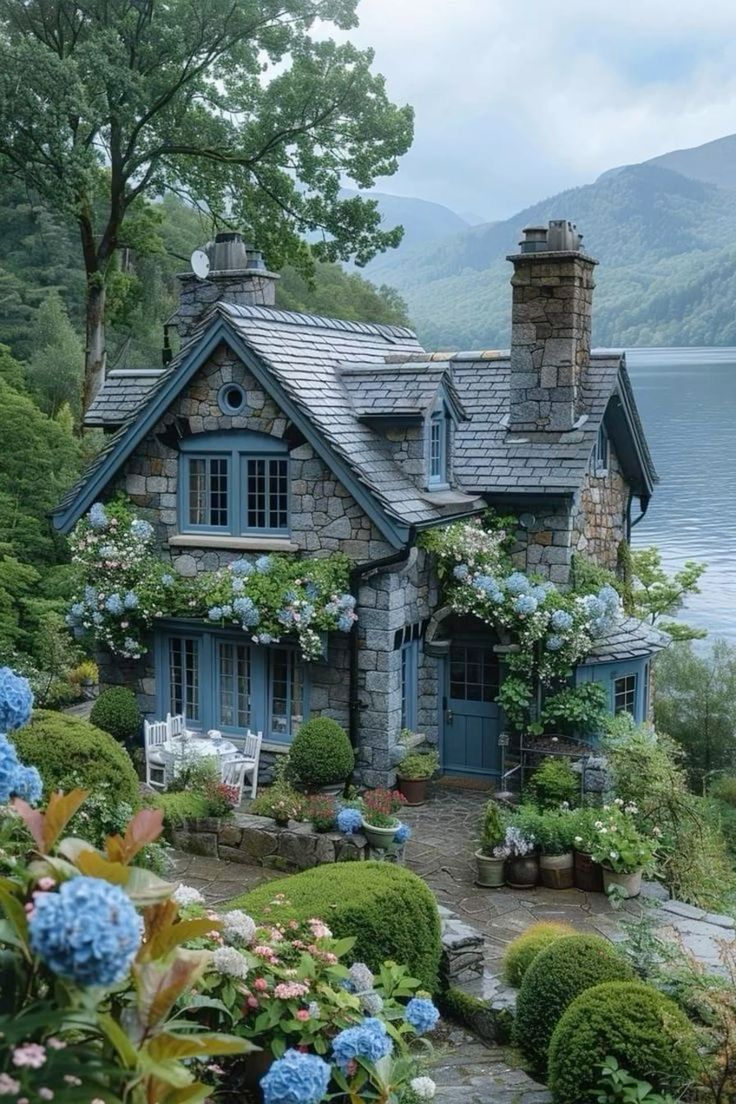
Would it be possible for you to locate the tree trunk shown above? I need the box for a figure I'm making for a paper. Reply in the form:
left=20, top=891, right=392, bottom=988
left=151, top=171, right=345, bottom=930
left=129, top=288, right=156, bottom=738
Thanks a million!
left=83, top=278, right=107, bottom=413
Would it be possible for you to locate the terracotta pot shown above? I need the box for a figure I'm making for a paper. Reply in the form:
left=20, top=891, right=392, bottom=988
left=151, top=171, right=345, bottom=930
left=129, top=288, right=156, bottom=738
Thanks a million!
left=602, top=866, right=642, bottom=899
left=397, top=775, right=428, bottom=805
left=574, top=849, right=604, bottom=893
left=362, top=818, right=399, bottom=849
left=475, top=850, right=505, bottom=888
left=539, top=851, right=574, bottom=890
left=505, top=854, right=539, bottom=889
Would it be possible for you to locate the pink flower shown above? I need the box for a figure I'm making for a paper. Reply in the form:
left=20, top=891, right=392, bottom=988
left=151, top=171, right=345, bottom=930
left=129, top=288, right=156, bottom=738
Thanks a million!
left=37, top=877, right=56, bottom=891
left=274, top=981, right=310, bottom=1000
left=254, top=945, right=273, bottom=957
left=247, top=996, right=259, bottom=1009
left=39, top=1089, right=54, bottom=1101
left=295, top=1009, right=310, bottom=1021
left=320, top=952, right=338, bottom=965
left=254, top=978, right=268, bottom=991
left=308, top=919, right=332, bottom=939
left=0, top=1074, right=20, bottom=1095
left=12, top=1043, right=46, bottom=1069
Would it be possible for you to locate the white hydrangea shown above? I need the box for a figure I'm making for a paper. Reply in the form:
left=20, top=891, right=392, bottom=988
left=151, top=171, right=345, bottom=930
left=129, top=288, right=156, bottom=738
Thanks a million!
left=172, top=884, right=205, bottom=907
left=410, top=1076, right=437, bottom=1099
left=223, top=909, right=257, bottom=945
left=212, top=945, right=249, bottom=980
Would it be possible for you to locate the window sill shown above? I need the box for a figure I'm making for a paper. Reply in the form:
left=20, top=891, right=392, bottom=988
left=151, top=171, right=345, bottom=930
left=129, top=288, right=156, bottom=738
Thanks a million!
left=169, top=534, right=300, bottom=552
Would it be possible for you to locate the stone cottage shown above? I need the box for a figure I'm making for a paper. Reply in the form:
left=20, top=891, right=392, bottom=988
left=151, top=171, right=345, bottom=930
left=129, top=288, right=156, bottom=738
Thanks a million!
left=53, top=221, right=664, bottom=785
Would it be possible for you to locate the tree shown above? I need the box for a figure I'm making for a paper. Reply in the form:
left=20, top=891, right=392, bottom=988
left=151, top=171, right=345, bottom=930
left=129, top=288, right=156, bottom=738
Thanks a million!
left=654, top=640, right=736, bottom=786
left=26, top=293, right=85, bottom=419
left=630, top=546, right=706, bottom=641
left=0, top=0, right=413, bottom=410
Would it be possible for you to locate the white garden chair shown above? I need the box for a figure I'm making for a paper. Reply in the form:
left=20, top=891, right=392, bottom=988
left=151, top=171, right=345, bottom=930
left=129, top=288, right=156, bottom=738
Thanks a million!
left=230, top=729, right=262, bottom=799
left=143, top=719, right=168, bottom=790
left=167, top=712, right=187, bottom=738
left=220, top=756, right=249, bottom=806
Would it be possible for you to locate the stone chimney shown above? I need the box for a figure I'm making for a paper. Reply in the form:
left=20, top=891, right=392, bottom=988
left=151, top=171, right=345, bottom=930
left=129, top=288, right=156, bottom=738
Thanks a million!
left=507, top=220, right=597, bottom=433
left=174, top=231, right=279, bottom=341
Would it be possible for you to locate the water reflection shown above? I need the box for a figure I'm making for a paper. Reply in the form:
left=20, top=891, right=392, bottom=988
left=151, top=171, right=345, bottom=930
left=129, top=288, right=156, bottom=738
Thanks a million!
left=626, top=347, right=736, bottom=642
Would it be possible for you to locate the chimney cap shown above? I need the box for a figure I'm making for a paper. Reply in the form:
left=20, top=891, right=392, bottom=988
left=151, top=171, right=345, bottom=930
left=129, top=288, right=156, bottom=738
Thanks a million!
left=512, top=219, right=591, bottom=259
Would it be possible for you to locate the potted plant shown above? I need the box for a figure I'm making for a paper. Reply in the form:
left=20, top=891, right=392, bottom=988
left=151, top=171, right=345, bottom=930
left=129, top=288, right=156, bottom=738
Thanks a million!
left=396, top=748, right=439, bottom=805
left=361, top=788, right=407, bottom=849
left=497, top=813, right=539, bottom=889
left=307, top=793, right=338, bottom=833
left=589, top=800, right=658, bottom=899
left=475, top=799, right=506, bottom=887
left=570, top=806, right=604, bottom=892
left=289, top=717, right=355, bottom=796
left=536, top=809, right=575, bottom=889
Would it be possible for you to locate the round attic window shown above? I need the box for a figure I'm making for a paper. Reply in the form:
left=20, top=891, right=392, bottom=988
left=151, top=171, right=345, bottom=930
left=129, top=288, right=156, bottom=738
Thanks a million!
left=217, top=382, right=247, bottom=416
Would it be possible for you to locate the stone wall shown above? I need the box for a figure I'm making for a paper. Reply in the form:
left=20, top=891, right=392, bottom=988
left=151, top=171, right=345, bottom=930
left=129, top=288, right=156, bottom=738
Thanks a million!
left=572, top=441, right=628, bottom=571
left=506, top=502, right=576, bottom=586
left=174, top=269, right=278, bottom=341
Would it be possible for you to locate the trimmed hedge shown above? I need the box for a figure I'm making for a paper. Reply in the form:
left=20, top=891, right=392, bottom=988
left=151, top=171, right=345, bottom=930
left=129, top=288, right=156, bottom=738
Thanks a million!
left=148, top=791, right=211, bottom=828
left=548, top=981, right=698, bottom=1104
left=501, top=921, right=576, bottom=987
left=289, top=718, right=354, bottom=787
left=11, top=710, right=140, bottom=808
left=514, top=934, right=634, bottom=1070
left=228, top=861, right=441, bottom=991
left=90, top=687, right=141, bottom=744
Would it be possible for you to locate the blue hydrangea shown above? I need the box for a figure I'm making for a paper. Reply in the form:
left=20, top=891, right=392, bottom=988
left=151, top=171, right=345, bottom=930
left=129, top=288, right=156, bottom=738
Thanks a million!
left=505, top=572, right=530, bottom=596
left=545, top=635, right=564, bottom=652
left=130, top=519, right=153, bottom=541
left=69, top=602, right=85, bottom=622
left=530, top=585, right=550, bottom=603
left=394, top=822, right=411, bottom=844
left=230, top=559, right=254, bottom=577
left=233, top=597, right=260, bottom=628
left=474, top=574, right=497, bottom=593
left=347, top=962, right=375, bottom=992
left=256, top=632, right=277, bottom=645
left=84, top=585, right=97, bottom=604
left=278, top=608, right=296, bottom=626
left=337, top=807, right=363, bottom=834
left=338, top=594, right=356, bottom=611
left=261, top=1049, right=331, bottom=1104
left=0, top=734, right=20, bottom=803
left=123, top=592, right=138, bottom=610
left=453, top=564, right=470, bottom=581
left=338, top=613, right=355, bottom=632
left=0, top=668, right=33, bottom=732
left=514, top=594, right=538, bottom=615
left=305, top=582, right=319, bottom=600
left=405, top=997, right=440, bottom=1035
left=12, top=764, right=42, bottom=805
left=598, top=585, right=620, bottom=613
left=221, top=604, right=233, bottom=618
left=255, top=555, right=272, bottom=574
left=92, top=612, right=104, bottom=625
left=550, top=609, right=573, bottom=632
left=105, top=594, right=124, bottom=615
left=99, top=543, right=117, bottom=559
left=332, top=1017, right=393, bottom=1072
left=581, top=595, right=606, bottom=620
left=161, top=574, right=174, bottom=587
left=88, top=502, right=108, bottom=530
left=208, top=606, right=223, bottom=621
left=29, top=876, right=141, bottom=986
left=360, top=990, right=384, bottom=1015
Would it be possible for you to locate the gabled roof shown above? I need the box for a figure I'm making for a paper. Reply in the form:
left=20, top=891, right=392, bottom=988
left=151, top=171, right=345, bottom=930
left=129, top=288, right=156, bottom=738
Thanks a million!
left=582, top=616, right=670, bottom=664
left=55, top=304, right=485, bottom=540
left=340, top=362, right=467, bottom=421
left=85, top=369, right=163, bottom=426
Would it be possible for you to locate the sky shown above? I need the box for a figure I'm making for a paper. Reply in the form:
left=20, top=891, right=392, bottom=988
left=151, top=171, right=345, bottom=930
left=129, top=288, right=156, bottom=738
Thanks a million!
left=342, top=0, right=736, bottom=221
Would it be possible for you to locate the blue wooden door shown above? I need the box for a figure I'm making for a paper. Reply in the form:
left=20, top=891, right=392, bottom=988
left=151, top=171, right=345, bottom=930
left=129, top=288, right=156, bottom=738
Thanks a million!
left=443, top=643, right=501, bottom=776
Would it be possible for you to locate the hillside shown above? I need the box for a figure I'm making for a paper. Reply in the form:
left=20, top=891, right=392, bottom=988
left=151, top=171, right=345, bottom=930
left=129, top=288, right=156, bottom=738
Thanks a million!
left=341, top=189, right=470, bottom=253
left=364, top=139, right=736, bottom=350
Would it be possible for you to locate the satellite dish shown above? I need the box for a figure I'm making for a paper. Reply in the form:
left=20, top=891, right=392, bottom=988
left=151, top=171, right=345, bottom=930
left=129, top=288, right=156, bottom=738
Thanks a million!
left=190, top=249, right=211, bottom=280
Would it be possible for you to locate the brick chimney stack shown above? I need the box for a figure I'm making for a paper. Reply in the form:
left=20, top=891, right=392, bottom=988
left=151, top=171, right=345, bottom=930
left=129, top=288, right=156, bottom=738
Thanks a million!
left=507, top=220, right=597, bottom=433
left=174, top=231, right=279, bottom=341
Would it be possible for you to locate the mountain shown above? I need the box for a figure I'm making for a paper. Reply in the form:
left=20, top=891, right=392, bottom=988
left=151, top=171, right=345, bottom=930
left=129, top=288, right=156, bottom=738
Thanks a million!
left=364, top=136, right=736, bottom=350
left=341, top=189, right=471, bottom=254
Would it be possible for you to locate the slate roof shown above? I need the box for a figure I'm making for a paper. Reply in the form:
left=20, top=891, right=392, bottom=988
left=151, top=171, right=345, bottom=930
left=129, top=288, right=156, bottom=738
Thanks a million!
left=58, top=304, right=485, bottom=535
left=85, top=369, right=163, bottom=427
left=340, top=362, right=467, bottom=419
left=583, top=617, right=670, bottom=664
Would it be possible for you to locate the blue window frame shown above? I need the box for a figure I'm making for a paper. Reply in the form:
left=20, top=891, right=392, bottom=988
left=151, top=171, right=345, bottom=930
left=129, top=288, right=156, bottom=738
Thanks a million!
left=428, top=405, right=450, bottom=487
left=157, top=627, right=308, bottom=743
left=400, top=639, right=419, bottom=731
left=595, top=424, right=609, bottom=471
left=614, top=673, right=637, bottom=715
left=179, top=430, right=289, bottom=536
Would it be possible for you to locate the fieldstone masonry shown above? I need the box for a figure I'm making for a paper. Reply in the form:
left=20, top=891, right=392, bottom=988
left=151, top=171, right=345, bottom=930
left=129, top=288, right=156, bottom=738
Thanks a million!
left=573, top=450, right=628, bottom=571
left=175, top=266, right=279, bottom=341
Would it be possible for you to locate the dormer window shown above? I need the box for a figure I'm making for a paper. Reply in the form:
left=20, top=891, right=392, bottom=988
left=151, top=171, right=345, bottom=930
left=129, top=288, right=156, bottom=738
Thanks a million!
left=595, top=424, right=609, bottom=472
left=179, top=430, right=289, bottom=536
left=428, top=408, right=450, bottom=487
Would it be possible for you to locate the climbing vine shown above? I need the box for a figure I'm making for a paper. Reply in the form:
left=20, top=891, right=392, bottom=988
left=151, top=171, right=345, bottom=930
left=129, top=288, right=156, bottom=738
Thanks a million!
left=67, top=500, right=357, bottom=661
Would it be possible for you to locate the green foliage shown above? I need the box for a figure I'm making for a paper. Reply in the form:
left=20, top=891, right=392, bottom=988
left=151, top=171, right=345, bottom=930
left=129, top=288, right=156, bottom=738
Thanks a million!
left=90, top=687, right=142, bottom=744
left=289, top=717, right=355, bottom=787
left=479, top=799, right=505, bottom=855
left=514, top=934, right=634, bottom=1070
left=306, top=793, right=338, bottom=832
left=571, top=554, right=621, bottom=597
left=538, top=682, right=610, bottom=738
left=534, top=809, right=578, bottom=856
left=439, top=985, right=513, bottom=1043
left=229, top=861, right=443, bottom=992
left=603, top=719, right=735, bottom=908
left=525, top=757, right=580, bottom=810
left=594, top=1057, right=677, bottom=1104
left=547, top=981, right=698, bottom=1104
left=25, top=292, right=84, bottom=419
left=148, top=790, right=211, bottom=828
left=10, top=709, right=140, bottom=809
left=654, top=639, right=736, bottom=787
left=630, top=546, right=707, bottom=641
left=278, top=262, right=409, bottom=326
left=500, top=922, right=575, bottom=988
left=250, top=780, right=307, bottom=822
left=710, top=775, right=736, bottom=806
left=398, top=749, right=439, bottom=781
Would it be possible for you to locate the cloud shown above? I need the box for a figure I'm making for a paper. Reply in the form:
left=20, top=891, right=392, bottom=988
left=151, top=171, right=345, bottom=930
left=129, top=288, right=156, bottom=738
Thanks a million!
left=339, top=0, right=736, bottom=217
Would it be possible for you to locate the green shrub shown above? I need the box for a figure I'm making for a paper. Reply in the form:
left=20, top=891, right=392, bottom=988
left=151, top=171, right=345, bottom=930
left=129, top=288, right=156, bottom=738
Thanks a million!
left=289, top=717, right=354, bottom=787
left=501, top=921, right=576, bottom=987
left=710, top=775, right=736, bottom=807
left=548, top=981, right=698, bottom=1104
left=228, top=861, right=442, bottom=991
left=479, top=799, right=505, bottom=855
left=515, top=934, right=634, bottom=1069
left=398, top=749, right=439, bottom=780
left=525, top=757, right=580, bottom=809
left=148, top=791, right=210, bottom=828
left=90, top=687, right=141, bottom=743
left=11, top=709, right=140, bottom=808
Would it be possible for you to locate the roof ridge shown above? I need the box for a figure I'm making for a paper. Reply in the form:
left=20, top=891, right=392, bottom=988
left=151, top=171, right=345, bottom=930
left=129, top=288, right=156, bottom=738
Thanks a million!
left=215, top=301, right=417, bottom=342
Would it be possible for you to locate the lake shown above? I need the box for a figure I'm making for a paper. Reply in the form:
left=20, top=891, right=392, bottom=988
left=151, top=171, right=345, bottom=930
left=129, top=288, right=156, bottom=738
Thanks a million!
left=626, top=347, right=736, bottom=643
